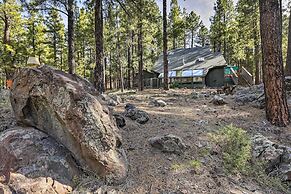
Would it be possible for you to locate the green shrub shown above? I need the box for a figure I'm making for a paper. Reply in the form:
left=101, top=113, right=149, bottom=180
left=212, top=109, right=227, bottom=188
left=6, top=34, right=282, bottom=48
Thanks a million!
left=211, top=125, right=290, bottom=192
left=214, top=125, right=251, bottom=173
left=171, top=160, right=202, bottom=172
left=189, top=160, right=202, bottom=170
left=170, top=82, right=181, bottom=89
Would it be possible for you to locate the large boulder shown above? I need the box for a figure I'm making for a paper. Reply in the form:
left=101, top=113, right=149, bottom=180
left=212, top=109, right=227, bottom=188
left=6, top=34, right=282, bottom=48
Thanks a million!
left=10, top=66, right=127, bottom=183
left=0, top=127, right=81, bottom=193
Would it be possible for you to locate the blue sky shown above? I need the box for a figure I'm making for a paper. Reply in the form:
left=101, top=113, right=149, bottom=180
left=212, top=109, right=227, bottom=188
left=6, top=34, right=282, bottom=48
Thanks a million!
left=156, top=0, right=238, bottom=28
left=156, top=0, right=288, bottom=28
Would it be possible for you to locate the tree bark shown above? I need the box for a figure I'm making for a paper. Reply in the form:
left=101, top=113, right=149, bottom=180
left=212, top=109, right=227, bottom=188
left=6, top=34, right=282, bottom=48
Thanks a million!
left=53, top=33, right=57, bottom=64
left=3, top=16, right=10, bottom=45
left=191, top=29, right=194, bottom=48
left=94, top=0, right=105, bottom=93
left=183, top=31, right=186, bottom=48
left=286, top=9, right=291, bottom=76
left=68, top=0, right=75, bottom=74
left=138, top=1, right=144, bottom=92
left=104, top=56, right=107, bottom=90
left=127, top=32, right=132, bottom=89
left=259, top=0, right=289, bottom=127
left=173, top=37, right=176, bottom=50
left=254, top=3, right=261, bottom=85
left=2, top=5, right=12, bottom=79
left=117, top=35, right=124, bottom=92
left=163, top=0, right=169, bottom=90
left=109, top=52, right=112, bottom=90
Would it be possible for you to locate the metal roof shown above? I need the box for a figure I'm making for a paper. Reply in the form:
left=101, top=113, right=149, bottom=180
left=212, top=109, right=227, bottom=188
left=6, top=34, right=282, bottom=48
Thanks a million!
left=153, top=47, right=227, bottom=74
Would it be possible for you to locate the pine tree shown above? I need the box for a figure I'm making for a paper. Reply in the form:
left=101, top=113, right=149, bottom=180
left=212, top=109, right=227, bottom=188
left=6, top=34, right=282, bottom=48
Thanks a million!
left=286, top=3, right=291, bottom=76
left=163, top=0, right=169, bottom=90
left=186, top=11, right=200, bottom=48
left=46, top=9, right=65, bottom=68
left=210, top=0, right=236, bottom=63
left=169, top=0, right=183, bottom=49
left=259, top=0, right=290, bottom=127
left=94, top=0, right=105, bottom=93
left=198, top=22, right=208, bottom=47
left=0, top=0, right=23, bottom=78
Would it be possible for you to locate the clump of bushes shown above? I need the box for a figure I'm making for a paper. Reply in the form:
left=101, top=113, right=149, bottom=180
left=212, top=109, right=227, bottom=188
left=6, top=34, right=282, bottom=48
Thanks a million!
left=211, top=125, right=289, bottom=193
left=171, top=160, right=202, bottom=172
left=212, top=125, right=251, bottom=173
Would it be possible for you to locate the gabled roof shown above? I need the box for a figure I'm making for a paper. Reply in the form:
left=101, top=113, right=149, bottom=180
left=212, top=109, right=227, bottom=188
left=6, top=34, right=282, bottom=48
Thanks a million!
left=153, top=47, right=227, bottom=74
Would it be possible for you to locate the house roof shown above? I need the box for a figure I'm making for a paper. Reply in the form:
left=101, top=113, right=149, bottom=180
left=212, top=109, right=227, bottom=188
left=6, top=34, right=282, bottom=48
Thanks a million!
left=153, top=47, right=227, bottom=74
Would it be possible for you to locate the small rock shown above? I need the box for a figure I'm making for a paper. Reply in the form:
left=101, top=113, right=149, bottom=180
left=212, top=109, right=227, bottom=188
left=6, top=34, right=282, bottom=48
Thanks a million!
left=148, top=134, right=188, bottom=154
left=125, top=108, right=149, bottom=124
left=149, top=99, right=167, bottom=107
left=110, top=94, right=122, bottom=104
left=113, top=113, right=126, bottom=128
left=108, top=99, right=118, bottom=106
left=211, top=95, right=227, bottom=105
left=125, top=103, right=136, bottom=111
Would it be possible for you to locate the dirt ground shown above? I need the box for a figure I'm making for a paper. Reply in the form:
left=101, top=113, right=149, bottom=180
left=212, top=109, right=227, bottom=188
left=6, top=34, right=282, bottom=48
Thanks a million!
left=113, top=88, right=291, bottom=194
left=1, top=88, right=291, bottom=194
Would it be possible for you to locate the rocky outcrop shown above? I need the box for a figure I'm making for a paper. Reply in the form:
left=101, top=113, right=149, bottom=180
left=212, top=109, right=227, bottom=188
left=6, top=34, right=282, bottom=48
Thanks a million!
left=0, top=90, right=16, bottom=133
left=252, top=134, right=291, bottom=182
left=0, top=127, right=81, bottom=193
left=234, top=85, right=265, bottom=108
left=10, top=66, right=127, bottom=183
left=148, top=134, right=188, bottom=154
left=100, top=94, right=123, bottom=107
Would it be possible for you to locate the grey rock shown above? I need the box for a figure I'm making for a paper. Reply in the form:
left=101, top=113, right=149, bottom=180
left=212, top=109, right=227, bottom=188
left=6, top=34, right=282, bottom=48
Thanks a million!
left=110, top=94, right=122, bottom=104
left=252, top=134, right=291, bottom=182
left=10, top=66, right=127, bottom=183
left=125, top=103, right=136, bottom=111
left=108, top=99, right=119, bottom=106
left=125, top=108, right=149, bottom=124
left=0, top=127, right=81, bottom=192
left=211, top=95, right=227, bottom=105
left=113, top=113, right=126, bottom=128
left=149, top=99, right=167, bottom=107
left=148, top=134, right=188, bottom=154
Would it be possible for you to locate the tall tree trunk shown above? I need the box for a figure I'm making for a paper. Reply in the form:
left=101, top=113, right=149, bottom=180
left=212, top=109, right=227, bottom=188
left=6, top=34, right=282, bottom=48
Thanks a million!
left=223, top=12, right=227, bottom=61
left=53, top=33, right=57, bottom=64
left=104, top=56, right=107, bottom=90
left=127, top=32, right=132, bottom=89
left=94, top=0, right=105, bottom=93
left=109, top=52, right=112, bottom=90
left=173, top=37, right=176, bottom=50
left=163, top=0, right=169, bottom=90
left=191, top=29, right=194, bottom=48
left=213, top=41, right=216, bottom=52
left=259, top=0, right=289, bottom=127
left=68, top=0, right=75, bottom=74
left=286, top=9, right=291, bottom=76
left=254, top=13, right=261, bottom=85
left=3, top=17, right=10, bottom=46
left=138, top=2, right=144, bottom=92
left=32, top=22, right=36, bottom=55
left=117, top=35, right=124, bottom=92
left=183, top=32, right=186, bottom=49
left=3, top=8, right=12, bottom=79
